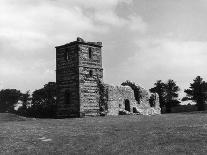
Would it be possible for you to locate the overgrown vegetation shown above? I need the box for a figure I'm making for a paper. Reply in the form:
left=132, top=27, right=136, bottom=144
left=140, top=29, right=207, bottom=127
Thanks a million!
left=149, top=93, right=157, bottom=107
left=97, top=78, right=108, bottom=115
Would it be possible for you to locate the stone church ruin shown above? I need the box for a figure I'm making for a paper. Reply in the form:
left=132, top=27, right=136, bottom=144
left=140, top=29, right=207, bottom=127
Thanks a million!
left=56, top=37, right=161, bottom=117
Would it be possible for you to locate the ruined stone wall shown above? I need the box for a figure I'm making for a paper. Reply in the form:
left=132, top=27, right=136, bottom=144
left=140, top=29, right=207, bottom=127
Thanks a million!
left=78, top=43, right=103, bottom=116
left=137, top=85, right=151, bottom=108
left=56, top=44, right=80, bottom=117
left=104, top=85, right=137, bottom=115
left=104, top=84, right=161, bottom=116
left=56, top=37, right=160, bottom=117
left=134, top=86, right=161, bottom=115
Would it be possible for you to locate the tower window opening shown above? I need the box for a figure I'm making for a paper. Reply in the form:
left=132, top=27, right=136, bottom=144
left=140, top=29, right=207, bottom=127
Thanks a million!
left=65, top=49, right=69, bottom=61
left=89, top=47, right=92, bottom=59
left=89, top=70, right=93, bottom=77
left=65, top=90, right=71, bottom=104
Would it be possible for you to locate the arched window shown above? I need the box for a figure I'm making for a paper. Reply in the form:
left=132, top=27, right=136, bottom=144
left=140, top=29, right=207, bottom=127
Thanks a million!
left=64, top=90, right=71, bottom=104
left=89, top=47, right=92, bottom=59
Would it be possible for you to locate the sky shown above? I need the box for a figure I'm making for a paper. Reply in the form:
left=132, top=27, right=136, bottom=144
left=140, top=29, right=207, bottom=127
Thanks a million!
left=1, top=0, right=207, bottom=98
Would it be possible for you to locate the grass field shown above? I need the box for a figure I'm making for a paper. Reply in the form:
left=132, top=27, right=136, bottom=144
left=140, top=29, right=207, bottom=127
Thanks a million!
left=1, top=113, right=207, bottom=155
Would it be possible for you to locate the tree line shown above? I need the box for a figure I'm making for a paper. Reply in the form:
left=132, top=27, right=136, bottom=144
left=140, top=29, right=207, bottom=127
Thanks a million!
left=0, top=82, right=57, bottom=118
left=0, top=76, right=207, bottom=117
left=150, top=76, right=207, bottom=113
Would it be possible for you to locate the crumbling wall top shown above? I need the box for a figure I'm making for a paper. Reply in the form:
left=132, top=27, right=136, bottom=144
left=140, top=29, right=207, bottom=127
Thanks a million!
left=55, top=37, right=102, bottom=49
left=104, top=84, right=136, bottom=102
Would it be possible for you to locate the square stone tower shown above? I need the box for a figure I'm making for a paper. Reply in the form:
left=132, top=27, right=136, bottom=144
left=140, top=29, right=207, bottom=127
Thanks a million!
left=56, top=37, right=103, bottom=117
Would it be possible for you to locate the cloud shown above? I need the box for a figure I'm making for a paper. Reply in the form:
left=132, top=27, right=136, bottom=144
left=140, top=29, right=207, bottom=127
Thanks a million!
left=0, top=0, right=146, bottom=51
left=1, top=0, right=207, bottom=101
left=114, top=38, right=207, bottom=90
left=0, top=0, right=144, bottom=49
left=0, top=57, right=55, bottom=90
left=0, top=0, right=147, bottom=91
left=0, top=1, right=99, bottom=49
left=127, top=15, right=147, bottom=32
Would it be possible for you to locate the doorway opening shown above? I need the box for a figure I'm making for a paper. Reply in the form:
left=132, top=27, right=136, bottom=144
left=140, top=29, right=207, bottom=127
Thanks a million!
left=124, top=99, right=130, bottom=112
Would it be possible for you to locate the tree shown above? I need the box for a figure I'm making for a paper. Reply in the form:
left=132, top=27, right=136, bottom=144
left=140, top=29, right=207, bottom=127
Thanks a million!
left=121, top=80, right=142, bottom=103
left=150, top=80, right=180, bottom=113
left=16, top=91, right=32, bottom=116
left=181, top=96, right=190, bottom=101
left=20, top=91, right=31, bottom=108
left=0, top=89, right=22, bottom=112
left=184, top=76, right=207, bottom=111
left=29, top=82, right=57, bottom=118
left=150, top=80, right=166, bottom=110
left=164, top=79, right=180, bottom=112
left=149, top=94, right=156, bottom=107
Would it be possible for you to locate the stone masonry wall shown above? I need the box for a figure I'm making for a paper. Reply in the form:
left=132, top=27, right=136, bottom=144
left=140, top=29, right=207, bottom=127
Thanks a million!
left=56, top=38, right=103, bottom=117
left=104, top=84, right=161, bottom=116
left=137, top=85, right=151, bottom=108
left=104, top=85, right=137, bottom=115
left=56, top=44, right=80, bottom=117
left=78, top=43, right=103, bottom=116
left=56, top=37, right=160, bottom=117
left=134, top=85, right=161, bottom=115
